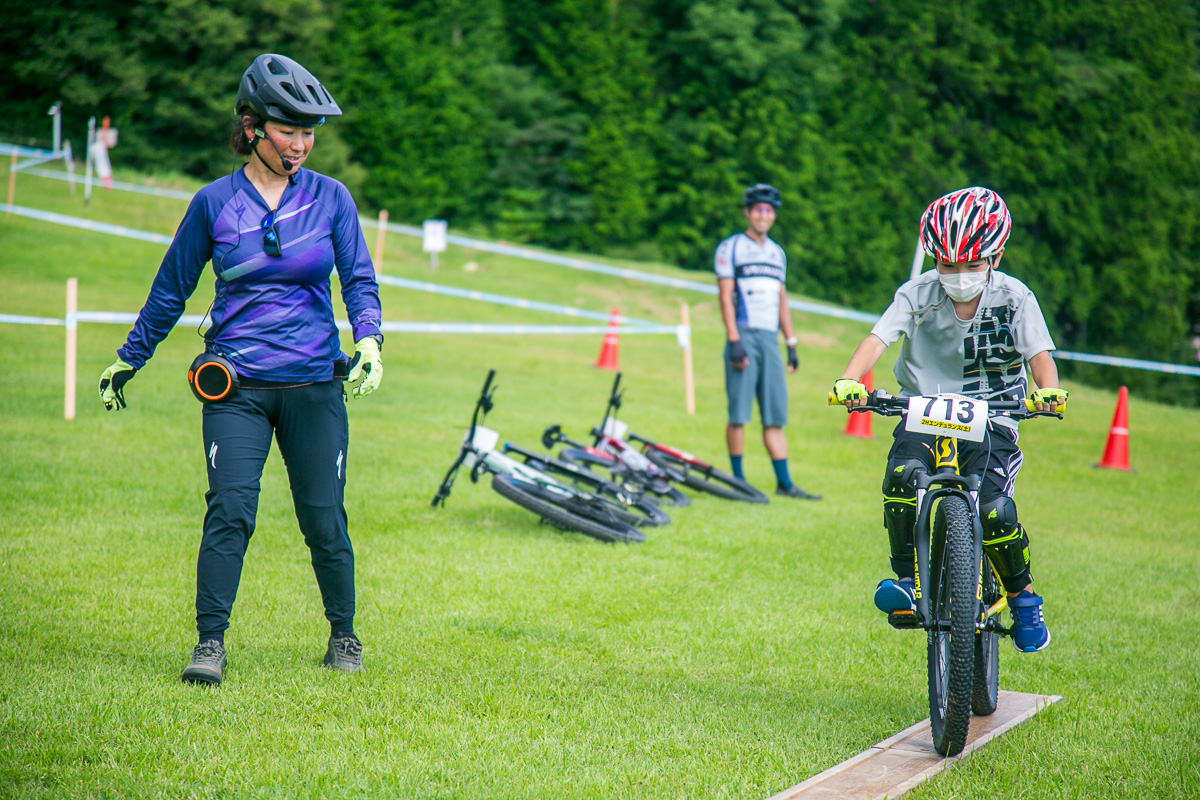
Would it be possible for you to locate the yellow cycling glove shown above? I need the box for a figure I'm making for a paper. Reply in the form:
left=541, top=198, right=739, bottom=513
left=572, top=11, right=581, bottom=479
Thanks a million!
left=833, top=378, right=868, bottom=404
left=345, top=337, right=383, bottom=399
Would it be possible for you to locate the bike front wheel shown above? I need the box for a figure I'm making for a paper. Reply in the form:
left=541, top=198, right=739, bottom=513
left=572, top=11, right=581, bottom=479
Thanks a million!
left=643, top=449, right=769, bottom=503
left=927, top=495, right=977, bottom=756
left=490, top=475, right=646, bottom=544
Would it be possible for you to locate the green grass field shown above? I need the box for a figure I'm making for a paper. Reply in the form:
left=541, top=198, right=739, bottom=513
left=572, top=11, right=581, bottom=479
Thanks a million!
left=2, top=170, right=1198, bottom=799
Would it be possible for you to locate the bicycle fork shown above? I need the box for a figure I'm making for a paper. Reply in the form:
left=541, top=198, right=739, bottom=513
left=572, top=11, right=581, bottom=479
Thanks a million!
left=900, top=436, right=1005, bottom=635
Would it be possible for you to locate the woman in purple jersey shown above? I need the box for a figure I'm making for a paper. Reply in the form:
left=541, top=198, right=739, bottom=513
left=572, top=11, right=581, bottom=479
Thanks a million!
left=98, top=54, right=384, bottom=685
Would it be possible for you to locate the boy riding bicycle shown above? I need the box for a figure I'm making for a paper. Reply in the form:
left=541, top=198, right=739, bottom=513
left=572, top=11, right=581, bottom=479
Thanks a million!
left=832, top=187, right=1067, bottom=652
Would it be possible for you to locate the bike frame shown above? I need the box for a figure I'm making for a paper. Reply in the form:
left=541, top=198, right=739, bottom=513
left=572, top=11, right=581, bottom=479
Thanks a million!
left=434, top=370, right=604, bottom=508
left=909, top=442, right=1008, bottom=636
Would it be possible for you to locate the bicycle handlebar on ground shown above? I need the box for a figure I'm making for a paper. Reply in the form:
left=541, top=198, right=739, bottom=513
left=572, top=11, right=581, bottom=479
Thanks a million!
left=433, top=369, right=499, bottom=507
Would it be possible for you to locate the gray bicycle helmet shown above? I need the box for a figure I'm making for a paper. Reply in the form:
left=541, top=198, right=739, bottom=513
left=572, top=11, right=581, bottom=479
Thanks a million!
left=741, top=183, right=781, bottom=208
left=236, top=53, right=341, bottom=127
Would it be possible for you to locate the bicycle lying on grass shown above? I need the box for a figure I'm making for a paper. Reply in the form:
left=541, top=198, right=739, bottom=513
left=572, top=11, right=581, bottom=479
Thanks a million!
left=546, top=373, right=769, bottom=504
left=829, top=388, right=1064, bottom=756
left=432, top=370, right=646, bottom=544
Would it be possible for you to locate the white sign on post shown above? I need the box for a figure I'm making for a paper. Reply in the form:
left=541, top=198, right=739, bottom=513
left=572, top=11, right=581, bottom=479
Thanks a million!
left=904, top=394, right=989, bottom=442
left=423, top=219, right=447, bottom=271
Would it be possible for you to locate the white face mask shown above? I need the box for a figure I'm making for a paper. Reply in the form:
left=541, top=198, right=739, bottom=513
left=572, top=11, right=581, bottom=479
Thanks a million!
left=939, top=270, right=989, bottom=302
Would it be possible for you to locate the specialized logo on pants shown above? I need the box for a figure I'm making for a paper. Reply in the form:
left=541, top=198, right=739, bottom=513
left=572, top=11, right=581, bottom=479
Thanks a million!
left=209, top=442, right=218, bottom=469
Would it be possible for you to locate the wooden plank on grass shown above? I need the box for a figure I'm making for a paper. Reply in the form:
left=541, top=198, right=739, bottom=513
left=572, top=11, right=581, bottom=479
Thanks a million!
left=766, top=690, right=1061, bottom=800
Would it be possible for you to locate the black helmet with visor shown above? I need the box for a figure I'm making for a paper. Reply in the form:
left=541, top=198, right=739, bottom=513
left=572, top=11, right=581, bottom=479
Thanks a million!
left=741, top=183, right=781, bottom=208
left=236, top=53, right=341, bottom=127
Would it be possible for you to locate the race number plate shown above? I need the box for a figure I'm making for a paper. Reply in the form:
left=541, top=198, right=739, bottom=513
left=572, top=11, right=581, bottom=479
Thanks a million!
left=601, top=416, right=629, bottom=439
left=464, top=425, right=500, bottom=468
left=904, top=394, right=988, bottom=442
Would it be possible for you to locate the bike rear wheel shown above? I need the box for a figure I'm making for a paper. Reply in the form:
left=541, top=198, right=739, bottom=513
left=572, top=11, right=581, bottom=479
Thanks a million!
left=490, top=474, right=646, bottom=544
left=643, top=449, right=769, bottom=503
left=973, top=557, right=1002, bottom=716
left=927, top=495, right=977, bottom=756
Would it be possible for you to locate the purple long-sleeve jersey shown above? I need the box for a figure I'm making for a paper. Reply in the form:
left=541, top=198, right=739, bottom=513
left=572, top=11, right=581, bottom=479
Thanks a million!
left=118, top=166, right=382, bottom=382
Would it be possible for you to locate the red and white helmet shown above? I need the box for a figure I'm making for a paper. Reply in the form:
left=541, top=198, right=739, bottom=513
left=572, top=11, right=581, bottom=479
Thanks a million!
left=919, top=187, right=1011, bottom=263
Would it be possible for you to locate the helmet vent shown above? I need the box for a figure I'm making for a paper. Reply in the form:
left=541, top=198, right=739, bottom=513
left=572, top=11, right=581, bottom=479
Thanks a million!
left=306, top=84, right=322, bottom=104
left=279, top=81, right=306, bottom=104
left=267, top=58, right=289, bottom=76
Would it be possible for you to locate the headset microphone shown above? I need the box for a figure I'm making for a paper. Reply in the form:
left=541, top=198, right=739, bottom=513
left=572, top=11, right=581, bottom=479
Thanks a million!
left=252, top=127, right=296, bottom=173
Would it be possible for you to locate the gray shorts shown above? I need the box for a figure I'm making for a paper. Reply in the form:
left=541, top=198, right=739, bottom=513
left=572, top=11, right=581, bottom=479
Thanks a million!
left=724, top=327, right=788, bottom=427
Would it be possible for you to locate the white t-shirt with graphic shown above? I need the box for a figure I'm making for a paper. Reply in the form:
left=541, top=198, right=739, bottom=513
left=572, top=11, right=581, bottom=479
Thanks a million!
left=871, top=269, right=1056, bottom=430
left=714, top=232, right=786, bottom=332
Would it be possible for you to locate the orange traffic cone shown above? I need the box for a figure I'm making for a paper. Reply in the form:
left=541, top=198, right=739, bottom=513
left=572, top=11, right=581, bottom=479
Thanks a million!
left=595, top=308, right=620, bottom=371
left=843, top=369, right=874, bottom=439
left=1094, top=386, right=1133, bottom=471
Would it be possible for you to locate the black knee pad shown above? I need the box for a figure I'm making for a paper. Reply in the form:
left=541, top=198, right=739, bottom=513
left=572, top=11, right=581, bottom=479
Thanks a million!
left=882, top=458, right=922, bottom=578
left=980, top=495, right=1032, bottom=592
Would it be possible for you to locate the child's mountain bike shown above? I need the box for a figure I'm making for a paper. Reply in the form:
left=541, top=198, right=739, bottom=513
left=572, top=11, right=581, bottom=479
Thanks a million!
left=432, top=370, right=645, bottom=544
left=829, top=389, right=1064, bottom=756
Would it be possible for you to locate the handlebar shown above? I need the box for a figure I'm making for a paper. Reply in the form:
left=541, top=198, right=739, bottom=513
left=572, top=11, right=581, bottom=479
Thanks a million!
left=827, top=389, right=1064, bottom=420
left=543, top=424, right=588, bottom=451
left=432, top=369, right=498, bottom=507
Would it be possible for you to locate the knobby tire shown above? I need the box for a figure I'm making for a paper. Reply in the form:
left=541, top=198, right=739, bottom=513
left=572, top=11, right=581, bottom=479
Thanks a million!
left=490, top=475, right=645, bottom=544
left=927, top=495, right=976, bottom=756
left=973, top=556, right=1002, bottom=716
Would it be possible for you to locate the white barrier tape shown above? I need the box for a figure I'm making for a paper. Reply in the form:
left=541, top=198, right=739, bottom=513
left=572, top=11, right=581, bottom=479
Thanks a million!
left=0, top=313, right=65, bottom=326
left=1054, top=350, right=1200, bottom=377
left=12, top=154, right=67, bottom=172
left=5, top=204, right=175, bottom=245
left=6, top=193, right=1197, bottom=376
left=376, top=274, right=661, bottom=327
left=363, top=217, right=882, bottom=324
left=15, top=167, right=195, bottom=200
left=0, top=144, right=62, bottom=158
left=377, top=321, right=682, bottom=335
left=4, top=311, right=681, bottom=338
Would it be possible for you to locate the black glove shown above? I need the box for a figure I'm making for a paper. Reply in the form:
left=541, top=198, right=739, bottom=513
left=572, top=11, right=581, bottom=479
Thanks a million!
left=728, top=339, right=748, bottom=369
left=787, top=345, right=799, bottom=370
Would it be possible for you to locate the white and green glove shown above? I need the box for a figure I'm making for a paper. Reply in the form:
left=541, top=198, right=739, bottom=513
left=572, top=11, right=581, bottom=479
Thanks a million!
left=98, top=358, right=136, bottom=411
left=345, top=336, right=383, bottom=399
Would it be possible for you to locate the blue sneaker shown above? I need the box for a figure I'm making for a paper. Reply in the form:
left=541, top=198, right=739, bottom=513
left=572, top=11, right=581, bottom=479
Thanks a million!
left=874, top=578, right=916, bottom=613
left=1009, top=591, right=1051, bottom=652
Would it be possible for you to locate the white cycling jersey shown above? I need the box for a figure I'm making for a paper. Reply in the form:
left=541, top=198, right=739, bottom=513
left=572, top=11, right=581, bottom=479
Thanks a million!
left=871, top=269, right=1056, bottom=430
left=714, top=232, right=786, bottom=331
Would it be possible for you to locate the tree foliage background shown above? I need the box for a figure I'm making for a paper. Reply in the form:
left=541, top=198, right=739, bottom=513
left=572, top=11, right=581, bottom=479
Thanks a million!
left=3, top=0, right=1198, bottom=401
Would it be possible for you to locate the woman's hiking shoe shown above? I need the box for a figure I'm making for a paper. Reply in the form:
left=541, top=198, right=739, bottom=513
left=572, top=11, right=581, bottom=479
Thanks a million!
left=874, top=578, right=916, bottom=613
left=324, top=633, right=364, bottom=672
left=181, top=640, right=227, bottom=685
left=1009, top=592, right=1051, bottom=652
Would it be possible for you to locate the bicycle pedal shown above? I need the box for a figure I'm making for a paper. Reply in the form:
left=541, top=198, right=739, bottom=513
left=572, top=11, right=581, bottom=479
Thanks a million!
left=887, top=609, right=919, bottom=629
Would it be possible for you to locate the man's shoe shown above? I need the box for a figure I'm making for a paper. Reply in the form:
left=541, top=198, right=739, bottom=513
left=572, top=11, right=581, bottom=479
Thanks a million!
left=181, top=640, right=226, bottom=685
left=324, top=633, right=364, bottom=672
left=775, top=484, right=822, bottom=500
left=874, top=578, right=916, bottom=613
left=1009, top=592, right=1051, bottom=652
